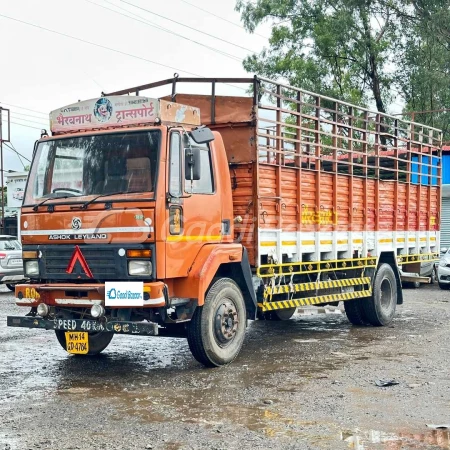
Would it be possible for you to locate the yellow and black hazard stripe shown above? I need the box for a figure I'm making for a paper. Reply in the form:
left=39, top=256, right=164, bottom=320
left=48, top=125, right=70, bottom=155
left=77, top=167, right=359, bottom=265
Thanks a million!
left=258, top=289, right=372, bottom=312
left=264, top=277, right=371, bottom=297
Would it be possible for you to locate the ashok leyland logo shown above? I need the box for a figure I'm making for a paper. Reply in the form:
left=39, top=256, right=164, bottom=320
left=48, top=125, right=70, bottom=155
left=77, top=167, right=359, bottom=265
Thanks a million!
left=105, top=282, right=144, bottom=307
left=71, top=217, right=82, bottom=230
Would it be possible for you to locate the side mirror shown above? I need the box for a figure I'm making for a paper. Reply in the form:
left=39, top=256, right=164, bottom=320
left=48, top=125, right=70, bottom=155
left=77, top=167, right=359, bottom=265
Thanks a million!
left=189, top=127, right=214, bottom=144
left=185, top=147, right=201, bottom=181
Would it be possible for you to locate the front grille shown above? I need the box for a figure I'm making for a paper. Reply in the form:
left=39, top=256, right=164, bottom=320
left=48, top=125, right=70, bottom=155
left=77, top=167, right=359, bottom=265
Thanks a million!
left=44, top=247, right=117, bottom=279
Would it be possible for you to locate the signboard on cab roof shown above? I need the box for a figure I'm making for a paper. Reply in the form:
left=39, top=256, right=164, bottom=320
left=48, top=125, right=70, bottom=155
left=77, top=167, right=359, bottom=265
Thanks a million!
left=50, top=96, right=200, bottom=134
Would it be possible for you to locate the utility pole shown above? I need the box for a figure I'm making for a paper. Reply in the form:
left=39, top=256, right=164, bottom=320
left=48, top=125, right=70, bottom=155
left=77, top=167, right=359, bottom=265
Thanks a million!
left=0, top=107, right=11, bottom=234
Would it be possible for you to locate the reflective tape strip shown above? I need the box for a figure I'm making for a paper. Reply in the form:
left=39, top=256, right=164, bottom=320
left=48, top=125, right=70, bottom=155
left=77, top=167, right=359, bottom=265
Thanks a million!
left=54, top=299, right=102, bottom=306
left=265, top=277, right=371, bottom=296
left=21, top=226, right=153, bottom=235
left=258, top=289, right=372, bottom=312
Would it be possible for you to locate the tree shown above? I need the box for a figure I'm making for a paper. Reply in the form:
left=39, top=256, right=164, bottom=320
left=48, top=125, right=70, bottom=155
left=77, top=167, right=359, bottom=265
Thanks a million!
left=236, top=0, right=404, bottom=113
left=236, top=0, right=450, bottom=140
left=393, top=0, right=450, bottom=141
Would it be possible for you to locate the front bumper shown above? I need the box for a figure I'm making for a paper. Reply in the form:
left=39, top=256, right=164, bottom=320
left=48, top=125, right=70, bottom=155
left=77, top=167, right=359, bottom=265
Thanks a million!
left=14, top=282, right=166, bottom=307
left=7, top=316, right=158, bottom=335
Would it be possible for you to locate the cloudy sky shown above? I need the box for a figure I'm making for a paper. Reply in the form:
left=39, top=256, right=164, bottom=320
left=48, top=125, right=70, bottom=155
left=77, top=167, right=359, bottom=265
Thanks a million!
left=0, top=0, right=270, bottom=172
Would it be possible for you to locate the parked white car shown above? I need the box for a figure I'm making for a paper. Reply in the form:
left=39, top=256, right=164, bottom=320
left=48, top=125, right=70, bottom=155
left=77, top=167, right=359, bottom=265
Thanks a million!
left=0, top=235, right=26, bottom=291
left=437, top=247, right=450, bottom=290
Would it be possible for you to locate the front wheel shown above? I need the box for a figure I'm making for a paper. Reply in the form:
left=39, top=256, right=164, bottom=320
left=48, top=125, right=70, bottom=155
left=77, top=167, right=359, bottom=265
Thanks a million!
left=187, top=278, right=247, bottom=367
left=362, top=263, right=397, bottom=326
left=439, top=282, right=450, bottom=290
left=55, top=330, right=114, bottom=356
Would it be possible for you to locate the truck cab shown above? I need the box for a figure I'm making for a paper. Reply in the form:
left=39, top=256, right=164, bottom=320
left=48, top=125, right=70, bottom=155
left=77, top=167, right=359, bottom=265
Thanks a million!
left=11, top=94, right=255, bottom=365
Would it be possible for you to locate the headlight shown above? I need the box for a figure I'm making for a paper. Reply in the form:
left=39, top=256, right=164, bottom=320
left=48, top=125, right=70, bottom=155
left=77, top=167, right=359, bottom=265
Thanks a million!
left=25, top=260, right=40, bottom=276
left=128, top=260, right=152, bottom=276
left=37, top=303, right=49, bottom=317
left=439, top=260, right=448, bottom=267
left=91, top=304, right=105, bottom=318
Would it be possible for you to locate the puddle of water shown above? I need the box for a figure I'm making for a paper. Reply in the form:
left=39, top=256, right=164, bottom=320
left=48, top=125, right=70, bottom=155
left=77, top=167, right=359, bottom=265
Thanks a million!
left=342, top=428, right=450, bottom=449
left=55, top=380, right=323, bottom=438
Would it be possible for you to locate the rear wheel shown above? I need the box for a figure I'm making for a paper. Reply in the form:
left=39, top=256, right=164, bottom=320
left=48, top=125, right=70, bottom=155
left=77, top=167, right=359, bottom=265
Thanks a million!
left=362, top=263, right=397, bottom=326
left=344, top=299, right=368, bottom=325
left=55, top=330, right=114, bottom=356
left=187, top=278, right=246, bottom=367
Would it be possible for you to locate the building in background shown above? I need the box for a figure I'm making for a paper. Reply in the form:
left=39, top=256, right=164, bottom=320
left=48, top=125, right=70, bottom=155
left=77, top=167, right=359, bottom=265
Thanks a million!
left=4, top=171, right=28, bottom=237
left=441, top=146, right=450, bottom=249
left=6, top=171, right=28, bottom=213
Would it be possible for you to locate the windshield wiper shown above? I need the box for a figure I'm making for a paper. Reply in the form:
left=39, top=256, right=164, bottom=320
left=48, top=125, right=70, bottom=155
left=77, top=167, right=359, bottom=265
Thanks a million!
left=33, top=195, right=73, bottom=212
left=81, top=191, right=135, bottom=210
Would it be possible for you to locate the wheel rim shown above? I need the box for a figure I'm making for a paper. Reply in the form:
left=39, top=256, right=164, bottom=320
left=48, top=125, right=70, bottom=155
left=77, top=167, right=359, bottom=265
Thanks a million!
left=214, top=299, right=239, bottom=347
left=380, top=278, right=393, bottom=311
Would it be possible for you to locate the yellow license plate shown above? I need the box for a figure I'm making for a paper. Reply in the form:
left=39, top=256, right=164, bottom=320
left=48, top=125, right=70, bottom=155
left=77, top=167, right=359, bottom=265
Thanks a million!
left=65, top=332, right=89, bottom=354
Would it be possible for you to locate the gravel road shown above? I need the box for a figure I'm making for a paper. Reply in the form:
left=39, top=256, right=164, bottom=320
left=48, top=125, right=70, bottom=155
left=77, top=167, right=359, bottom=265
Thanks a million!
left=1, top=283, right=449, bottom=450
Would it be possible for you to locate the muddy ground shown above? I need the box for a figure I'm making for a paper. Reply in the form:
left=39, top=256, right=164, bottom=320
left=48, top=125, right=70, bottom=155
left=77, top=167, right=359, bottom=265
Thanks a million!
left=1, top=283, right=449, bottom=450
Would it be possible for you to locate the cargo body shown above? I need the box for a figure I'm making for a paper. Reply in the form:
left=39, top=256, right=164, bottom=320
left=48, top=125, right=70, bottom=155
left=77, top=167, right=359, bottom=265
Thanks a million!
left=7, top=76, right=442, bottom=366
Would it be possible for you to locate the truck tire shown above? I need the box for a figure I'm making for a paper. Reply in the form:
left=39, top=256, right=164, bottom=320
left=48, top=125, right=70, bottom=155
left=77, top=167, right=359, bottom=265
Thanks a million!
left=362, top=263, right=397, bottom=326
left=55, top=330, right=114, bottom=356
left=344, top=299, right=368, bottom=325
left=187, top=278, right=246, bottom=367
left=264, top=307, right=297, bottom=321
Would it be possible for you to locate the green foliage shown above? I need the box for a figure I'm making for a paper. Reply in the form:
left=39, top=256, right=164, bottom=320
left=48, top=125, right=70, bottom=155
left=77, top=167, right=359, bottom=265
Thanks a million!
left=394, top=0, right=450, bottom=141
left=236, top=0, right=403, bottom=113
left=236, top=0, right=450, bottom=140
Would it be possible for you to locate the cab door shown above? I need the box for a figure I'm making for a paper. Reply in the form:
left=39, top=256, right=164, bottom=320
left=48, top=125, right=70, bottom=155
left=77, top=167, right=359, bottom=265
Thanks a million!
left=165, top=130, right=222, bottom=278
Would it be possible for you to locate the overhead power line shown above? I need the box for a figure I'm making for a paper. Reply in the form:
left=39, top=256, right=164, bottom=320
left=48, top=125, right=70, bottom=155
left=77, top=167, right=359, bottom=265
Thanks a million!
left=4, top=144, right=26, bottom=168
left=177, top=0, right=269, bottom=40
left=0, top=102, right=47, bottom=116
left=121, top=0, right=258, bottom=53
left=11, top=116, right=49, bottom=127
left=0, top=13, right=206, bottom=78
left=10, top=121, right=43, bottom=131
left=5, top=141, right=32, bottom=163
left=85, top=0, right=243, bottom=62
left=0, top=12, right=247, bottom=94
left=3, top=142, right=31, bottom=168
left=11, top=110, right=50, bottom=122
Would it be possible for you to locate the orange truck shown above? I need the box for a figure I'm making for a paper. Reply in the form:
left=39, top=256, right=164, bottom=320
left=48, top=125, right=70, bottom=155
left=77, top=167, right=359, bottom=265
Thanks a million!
left=7, top=76, right=442, bottom=366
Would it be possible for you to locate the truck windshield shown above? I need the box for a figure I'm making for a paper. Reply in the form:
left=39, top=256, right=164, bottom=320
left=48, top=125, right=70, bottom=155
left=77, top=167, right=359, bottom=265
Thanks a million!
left=24, top=130, right=160, bottom=205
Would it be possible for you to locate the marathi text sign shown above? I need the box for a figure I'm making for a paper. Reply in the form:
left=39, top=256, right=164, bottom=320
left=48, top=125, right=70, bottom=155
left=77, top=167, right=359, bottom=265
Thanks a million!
left=50, top=96, right=159, bottom=133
